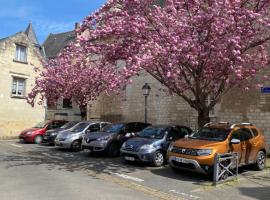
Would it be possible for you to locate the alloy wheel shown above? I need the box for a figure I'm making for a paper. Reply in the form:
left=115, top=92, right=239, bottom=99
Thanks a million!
left=154, top=151, right=164, bottom=167
left=257, top=151, right=266, bottom=170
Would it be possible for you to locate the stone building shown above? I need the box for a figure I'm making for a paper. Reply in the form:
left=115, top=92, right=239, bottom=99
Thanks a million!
left=0, top=24, right=45, bottom=138
left=42, top=29, right=81, bottom=121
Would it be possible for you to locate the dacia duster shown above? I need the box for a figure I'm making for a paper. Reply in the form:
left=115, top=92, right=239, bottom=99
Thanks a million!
left=167, top=122, right=268, bottom=174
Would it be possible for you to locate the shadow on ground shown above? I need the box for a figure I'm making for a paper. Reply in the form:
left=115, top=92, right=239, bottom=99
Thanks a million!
left=1, top=142, right=148, bottom=175
left=238, top=186, right=270, bottom=200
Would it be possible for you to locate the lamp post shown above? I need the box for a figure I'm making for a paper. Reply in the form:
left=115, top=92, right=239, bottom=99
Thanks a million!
left=142, top=83, right=151, bottom=123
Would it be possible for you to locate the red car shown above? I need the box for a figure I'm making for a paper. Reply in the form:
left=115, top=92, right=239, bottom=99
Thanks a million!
left=19, top=120, right=68, bottom=144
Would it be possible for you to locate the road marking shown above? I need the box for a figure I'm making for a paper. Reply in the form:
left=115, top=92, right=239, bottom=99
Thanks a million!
left=112, top=173, right=144, bottom=182
left=9, top=144, right=23, bottom=148
left=169, top=190, right=200, bottom=200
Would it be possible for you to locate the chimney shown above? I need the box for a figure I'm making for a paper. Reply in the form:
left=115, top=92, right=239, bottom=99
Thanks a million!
left=75, top=22, right=80, bottom=29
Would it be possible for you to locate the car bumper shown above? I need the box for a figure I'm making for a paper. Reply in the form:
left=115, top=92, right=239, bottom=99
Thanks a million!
left=43, top=135, right=56, bottom=143
left=54, top=139, right=73, bottom=149
left=81, top=140, right=108, bottom=152
left=168, top=156, right=209, bottom=174
left=19, top=135, right=34, bottom=143
left=120, top=149, right=155, bottom=163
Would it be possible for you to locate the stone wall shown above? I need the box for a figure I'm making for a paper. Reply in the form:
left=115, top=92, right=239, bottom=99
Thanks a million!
left=89, top=69, right=270, bottom=147
left=89, top=72, right=198, bottom=129
left=0, top=33, right=45, bottom=138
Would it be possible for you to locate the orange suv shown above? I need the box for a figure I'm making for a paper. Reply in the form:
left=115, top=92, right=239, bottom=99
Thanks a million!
left=167, top=122, right=268, bottom=174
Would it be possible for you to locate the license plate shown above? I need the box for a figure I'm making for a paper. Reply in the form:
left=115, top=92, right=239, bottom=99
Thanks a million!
left=125, top=156, right=135, bottom=161
left=84, top=149, right=92, bottom=153
left=174, top=157, right=189, bottom=163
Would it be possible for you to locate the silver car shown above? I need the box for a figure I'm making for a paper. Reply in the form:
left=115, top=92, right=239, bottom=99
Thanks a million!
left=55, top=121, right=110, bottom=151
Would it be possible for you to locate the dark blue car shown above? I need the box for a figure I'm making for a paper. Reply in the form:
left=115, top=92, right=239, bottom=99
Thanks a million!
left=120, top=125, right=192, bottom=167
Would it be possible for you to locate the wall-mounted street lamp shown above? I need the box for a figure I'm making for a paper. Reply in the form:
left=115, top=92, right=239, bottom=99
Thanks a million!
left=142, top=83, right=151, bottom=123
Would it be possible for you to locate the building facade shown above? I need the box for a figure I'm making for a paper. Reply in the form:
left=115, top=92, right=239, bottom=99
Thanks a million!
left=0, top=24, right=45, bottom=138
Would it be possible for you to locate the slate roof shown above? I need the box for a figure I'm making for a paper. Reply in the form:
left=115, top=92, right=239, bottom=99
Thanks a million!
left=42, top=30, right=75, bottom=59
left=25, top=23, right=39, bottom=45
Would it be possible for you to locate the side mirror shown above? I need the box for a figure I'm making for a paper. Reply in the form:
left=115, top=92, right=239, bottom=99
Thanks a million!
left=230, top=138, right=240, bottom=144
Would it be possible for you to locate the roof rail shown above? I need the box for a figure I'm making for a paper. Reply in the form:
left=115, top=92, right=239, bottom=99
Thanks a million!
left=230, top=122, right=253, bottom=129
left=204, top=122, right=230, bottom=127
left=204, top=122, right=213, bottom=127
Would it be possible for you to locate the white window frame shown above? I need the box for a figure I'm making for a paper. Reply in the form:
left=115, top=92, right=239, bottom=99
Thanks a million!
left=11, top=77, right=26, bottom=97
left=15, top=44, right=27, bottom=63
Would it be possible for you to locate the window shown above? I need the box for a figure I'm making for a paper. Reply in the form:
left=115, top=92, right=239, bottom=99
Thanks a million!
left=63, top=98, right=72, bottom=108
left=88, top=123, right=101, bottom=132
left=11, top=77, right=26, bottom=96
left=251, top=128, right=259, bottom=137
left=15, top=45, right=27, bottom=62
left=240, top=128, right=254, bottom=141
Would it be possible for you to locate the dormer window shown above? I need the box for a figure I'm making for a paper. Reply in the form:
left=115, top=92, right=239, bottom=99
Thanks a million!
left=15, top=44, right=27, bottom=63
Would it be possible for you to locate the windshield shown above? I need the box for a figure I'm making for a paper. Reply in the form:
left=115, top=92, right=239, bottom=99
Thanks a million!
left=190, top=127, right=230, bottom=141
left=137, top=127, right=166, bottom=139
left=60, top=121, right=78, bottom=129
left=71, top=122, right=89, bottom=132
left=33, top=121, right=49, bottom=128
left=102, top=124, right=124, bottom=133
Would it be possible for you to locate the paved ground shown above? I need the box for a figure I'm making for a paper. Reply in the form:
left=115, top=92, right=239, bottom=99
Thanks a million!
left=0, top=140, right=269, bottom=200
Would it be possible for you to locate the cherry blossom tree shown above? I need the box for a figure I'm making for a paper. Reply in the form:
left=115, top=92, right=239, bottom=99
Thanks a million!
left=28, top=42, right=122, bottom=120
left=77, top=0, right=270, bottom=126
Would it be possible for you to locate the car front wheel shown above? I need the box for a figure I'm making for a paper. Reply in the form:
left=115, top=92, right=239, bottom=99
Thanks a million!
left=108, top=143, right=119, bottom=157
left=254, top=150, right=266, bottom=170
left=153, top=151, right=165, bottom=167
left=71, top=140, right=81, bottom=152
left=34, top=135, right=43, bottom=144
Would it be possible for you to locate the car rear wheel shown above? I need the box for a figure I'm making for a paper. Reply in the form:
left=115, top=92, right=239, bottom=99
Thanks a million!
left=153, top=151, right=165, bottom=167
left=34, top=135, right=43, bottom=144
left=71, top=140, right=81, bottom=152
left=254, top=151, right=266, bottom=170
left=108, top=143, right=119, bottom=157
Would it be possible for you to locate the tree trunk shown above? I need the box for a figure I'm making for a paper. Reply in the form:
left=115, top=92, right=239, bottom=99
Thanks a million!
left=198, top=108, right=210, bottom=128
left=79, top=105, right=87, bottom=120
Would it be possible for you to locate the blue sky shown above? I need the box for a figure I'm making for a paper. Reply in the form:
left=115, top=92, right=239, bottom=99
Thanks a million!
left=0, top=0, right=107, bottom=44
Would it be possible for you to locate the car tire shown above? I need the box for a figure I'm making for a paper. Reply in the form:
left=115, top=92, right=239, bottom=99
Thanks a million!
left=34, top=135, right=43, bottom=144
left=152, top=151, right=165, bottom=167
left=71, top=140, right=81, bottom=152
left=108, top=143, right=119, bottom=157
left=254, top=150, right=266, bottom=171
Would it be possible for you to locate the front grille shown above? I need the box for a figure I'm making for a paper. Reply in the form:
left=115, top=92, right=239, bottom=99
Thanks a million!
left=123, top=147, right=139, bottom=152
left=172, top=160, right=196, bottom=169
left=121, top=153, right=139, bottom=159
left=171, top=147, right=198, bottom=156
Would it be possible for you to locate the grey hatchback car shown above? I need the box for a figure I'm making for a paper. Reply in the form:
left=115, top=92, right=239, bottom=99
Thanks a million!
left=120, top=125, right=192, bottom=166
left=55, top=121, right=110, bottom=151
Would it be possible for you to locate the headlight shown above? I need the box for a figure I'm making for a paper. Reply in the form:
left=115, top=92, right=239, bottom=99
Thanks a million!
left=168, top=144, right=174, bottom=152
left=140, top=144, right=155, bottom=150
left=50, top=132, right=57, bottom=136
left=196, top=149, right=212, bottom=156
left=97, top=135, right=111, bottom=141
left=25, top=131, right=33, bottom=135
